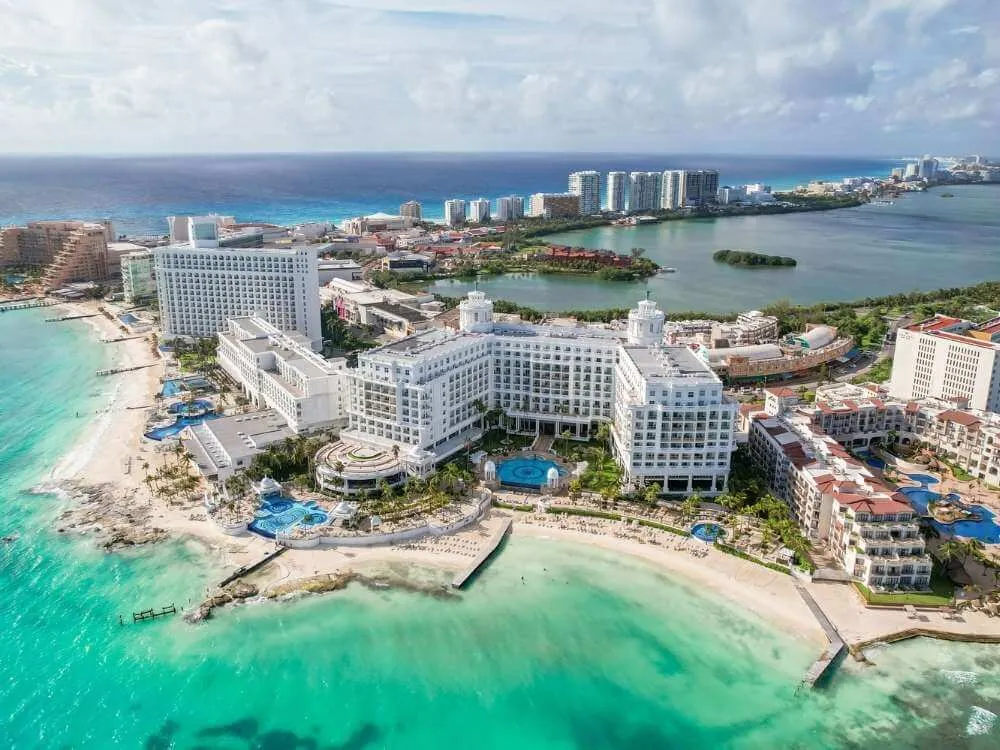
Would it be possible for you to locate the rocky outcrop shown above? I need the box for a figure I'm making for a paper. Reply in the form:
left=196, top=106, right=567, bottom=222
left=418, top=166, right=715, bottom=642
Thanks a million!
left=184, top=581, right=259, bottom=623
left=53, top=482, right=169, bottom=551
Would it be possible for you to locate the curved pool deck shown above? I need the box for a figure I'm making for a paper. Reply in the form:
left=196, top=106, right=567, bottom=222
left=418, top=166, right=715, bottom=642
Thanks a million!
left=497, top=456, right=567, bottom=490
left=144, top=413, right=219, bottom=441
left=899, top=485, right=1000, bottom=544
left=691, top=522, right=723, bottom=543
left=249, top=497, right=328, bottom=538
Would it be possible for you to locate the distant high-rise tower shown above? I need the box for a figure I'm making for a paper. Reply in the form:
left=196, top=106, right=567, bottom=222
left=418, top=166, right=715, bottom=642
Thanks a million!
left=568, top=170, right=601, bottom=214
left=444, top=199, right=466, bottom=227
left=682, top=170, right=720, bottom=207
left=918, top=155, right=938, bottom=181
left=399, top=201, right=422, bottom=221
left=495, top=196, right=524, bottom=222
left=628, top=172, right=660, bottom=212
left=660, top=170, right=684, bottom=210
left=606, top=172, right=626, bottom=212
left=469, top=198, right=491, bottom=223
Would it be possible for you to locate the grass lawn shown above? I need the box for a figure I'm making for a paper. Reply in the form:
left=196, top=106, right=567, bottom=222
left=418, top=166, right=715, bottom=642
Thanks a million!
left=478, top=429, right=534, bottom=454
left=854, top=563, right=955, bottom=607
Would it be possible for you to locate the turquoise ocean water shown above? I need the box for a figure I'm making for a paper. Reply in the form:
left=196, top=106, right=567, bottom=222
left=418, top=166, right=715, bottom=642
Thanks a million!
left=2, top=311, right=1000, bottom=748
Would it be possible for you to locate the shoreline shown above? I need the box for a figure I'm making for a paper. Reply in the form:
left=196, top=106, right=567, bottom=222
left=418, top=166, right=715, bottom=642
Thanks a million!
left=34, top=299, right=1000, bottom=660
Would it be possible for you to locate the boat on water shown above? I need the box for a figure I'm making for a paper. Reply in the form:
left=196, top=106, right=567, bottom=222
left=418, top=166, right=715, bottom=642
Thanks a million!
left=871, top=199, right=895, bottom=206
left=658, top=267, right=677, bottom=274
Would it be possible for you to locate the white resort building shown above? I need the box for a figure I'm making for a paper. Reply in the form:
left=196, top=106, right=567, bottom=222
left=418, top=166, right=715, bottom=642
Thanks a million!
left=314, top=292, right=737, bottom=496
left=154, top=218, right=321, bottom=348
left=890, top=315, right=1000, bottom=412
left=217, top=316, right=348, bottom=434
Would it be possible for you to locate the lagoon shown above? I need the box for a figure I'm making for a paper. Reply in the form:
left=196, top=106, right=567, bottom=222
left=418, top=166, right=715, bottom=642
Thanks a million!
left=431, top=185, right=1000, bottom=312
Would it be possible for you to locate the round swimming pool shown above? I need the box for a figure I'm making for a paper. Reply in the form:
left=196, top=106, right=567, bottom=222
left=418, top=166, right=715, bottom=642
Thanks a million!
left=496, top=457, right=567, bottom=489
left=691, top=522, right=724, bottom=542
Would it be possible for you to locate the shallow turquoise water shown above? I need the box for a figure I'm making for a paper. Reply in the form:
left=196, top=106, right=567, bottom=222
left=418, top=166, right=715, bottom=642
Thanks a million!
left=2, top=310, right=1000, bottom=748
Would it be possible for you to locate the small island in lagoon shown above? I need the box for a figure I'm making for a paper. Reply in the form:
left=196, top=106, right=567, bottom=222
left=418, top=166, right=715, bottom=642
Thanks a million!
left=712, top=249, right=798, bottom=268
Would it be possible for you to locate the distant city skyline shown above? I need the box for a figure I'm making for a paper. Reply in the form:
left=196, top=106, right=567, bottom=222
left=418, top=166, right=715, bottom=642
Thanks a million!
left=0, top=1, right=996, bottom=155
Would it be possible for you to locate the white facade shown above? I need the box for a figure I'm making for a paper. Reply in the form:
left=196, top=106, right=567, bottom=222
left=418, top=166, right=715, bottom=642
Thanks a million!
left=337, top=292, right=735, bottom=491
left=606, top=172, right=626, bottom=212
left=660, top=170, right=684, bottom=210
left=568, top=170, right=601, bottom=214
left=121, top=250, right=156, bottom=304
left=154, top=243, right=322, bottom=348
left=217, top=317, right=347, bottom=433
left=469, top=198, right=491, bottom=223
left=889, top=316, right=1000, bottom=412
left=613, top=345, right=735, bottom=493
left=444, top=199, right=466, bottom=227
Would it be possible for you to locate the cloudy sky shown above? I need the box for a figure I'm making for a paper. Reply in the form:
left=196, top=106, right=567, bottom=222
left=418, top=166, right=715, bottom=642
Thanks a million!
left=0, top=0, right=997, bottom=154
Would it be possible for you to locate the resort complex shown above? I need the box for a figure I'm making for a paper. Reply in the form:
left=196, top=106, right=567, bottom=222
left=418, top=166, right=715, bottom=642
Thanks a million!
left=6, top=168, right=1000, bottom=673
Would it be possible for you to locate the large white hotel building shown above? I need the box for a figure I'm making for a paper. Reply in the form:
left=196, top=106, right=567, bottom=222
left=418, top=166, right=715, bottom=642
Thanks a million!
left=154, top=216, right=322, bottom=349
left=326, top=292, right=736, bottom=493
left=890, top=314, right=1000, bottom=412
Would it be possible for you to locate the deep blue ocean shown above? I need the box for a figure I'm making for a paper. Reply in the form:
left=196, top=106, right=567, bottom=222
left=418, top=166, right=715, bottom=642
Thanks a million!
left=0, top=153, right=900, bottom=234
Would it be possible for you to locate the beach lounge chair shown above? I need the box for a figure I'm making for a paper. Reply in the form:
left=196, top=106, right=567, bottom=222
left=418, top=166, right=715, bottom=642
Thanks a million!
left=904, top=604, right=917, bottom=620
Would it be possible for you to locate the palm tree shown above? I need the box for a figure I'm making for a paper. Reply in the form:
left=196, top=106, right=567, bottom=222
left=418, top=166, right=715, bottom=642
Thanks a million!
left=595, top=423, right=611, bottom=459
left=559, top=429, right=572, bottom=457
left=936, top=540, right=964, bottom=567
left=680, top=493, right=701, bottom=523
left=391, top=444, right=400, bottom=463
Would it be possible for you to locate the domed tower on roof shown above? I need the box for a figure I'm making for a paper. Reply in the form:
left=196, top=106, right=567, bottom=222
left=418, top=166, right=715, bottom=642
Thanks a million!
left=627, top=293, right=665, bottom=346
left=459, top=289, right=494, bottom=332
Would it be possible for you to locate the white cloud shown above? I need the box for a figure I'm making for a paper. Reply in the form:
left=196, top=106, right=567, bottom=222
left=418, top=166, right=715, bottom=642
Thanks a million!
left=0, top=0, right=995, bottom=153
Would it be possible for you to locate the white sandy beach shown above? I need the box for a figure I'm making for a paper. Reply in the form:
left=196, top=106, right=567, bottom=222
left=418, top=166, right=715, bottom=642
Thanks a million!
left=42, top=303, right=1000, bottom=649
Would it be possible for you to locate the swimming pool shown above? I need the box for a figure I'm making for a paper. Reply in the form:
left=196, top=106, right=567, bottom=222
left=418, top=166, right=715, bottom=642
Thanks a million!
left=161, top=376, right=214, bottom=397
left=167, top=399, right=213, bottom=417
left=899, top=486, right=1000, bottom=544
left=118, top=313, right=140, bottom=326
left=855, top=450, right=886, bottom=470
left=497, top=456, right=567, bottom=489
left=144, top=413, right=219, bottom=441
left=691, top=522, right=724, bottom=542
left=249, top=497, right=329, bottom=538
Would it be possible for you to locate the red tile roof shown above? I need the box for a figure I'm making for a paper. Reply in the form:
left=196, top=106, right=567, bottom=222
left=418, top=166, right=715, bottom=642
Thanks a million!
left=937, top=409, right=982, bottom=428
left=765, top=387, right=798, bottom=398
left=906, top=315, right=964, bottom=333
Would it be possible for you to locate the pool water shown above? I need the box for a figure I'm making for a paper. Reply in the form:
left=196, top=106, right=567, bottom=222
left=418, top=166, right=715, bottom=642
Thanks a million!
left=899, top=485, right=1000, bottom=544
left=856, top=450, right=886, bottom=470
left=906, top=473, right=940, bottom=486
left=118, top=313, right=140, bottom=326
left=167, top=399, right=213, bottom=417
left=161, top=376, right=214, bottom=398
left=144, top=413, right=219, bottom=441
left=691, top=522, right=724, bottom=542
left=249, top=497, right=329, bottom=538
left=497, top=456, right=567, bottom=489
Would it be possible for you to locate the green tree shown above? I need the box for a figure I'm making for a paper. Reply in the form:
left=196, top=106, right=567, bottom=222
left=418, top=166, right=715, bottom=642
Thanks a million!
left=643, top=482, right=662, bottom=505
left=680, top=493, right=701, bottom=522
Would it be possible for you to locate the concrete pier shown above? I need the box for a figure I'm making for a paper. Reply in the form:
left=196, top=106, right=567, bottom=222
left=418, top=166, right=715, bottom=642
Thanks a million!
left=452, top=517, right=512, bottom=589
left=797, top=585, right=846, bottom=688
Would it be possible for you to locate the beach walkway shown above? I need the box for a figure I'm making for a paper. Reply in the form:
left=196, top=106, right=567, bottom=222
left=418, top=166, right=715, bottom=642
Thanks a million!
left=452, top=517, right=512, bottom=589
left=797, top=585, right=846, bottom=688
